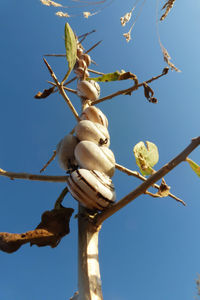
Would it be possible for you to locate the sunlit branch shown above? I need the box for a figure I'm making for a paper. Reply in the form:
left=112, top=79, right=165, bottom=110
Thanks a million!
left=95, top=136, right=200, bottom=226
left=0, top=168, right=68, bottom=183
left=43, top=58, right=80, bottom=121
left=115, top=163, right=185, bottom=205
left=92, top=68, right=169, bottom=105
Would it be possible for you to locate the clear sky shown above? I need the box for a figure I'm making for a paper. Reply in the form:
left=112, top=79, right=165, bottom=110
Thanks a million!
left=0, top=1, right=200, bottom=299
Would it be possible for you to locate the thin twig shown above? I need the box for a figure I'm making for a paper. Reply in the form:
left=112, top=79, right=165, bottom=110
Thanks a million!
left=87, top=69, right=104, bottom=75
left=47, top=81, right=77, bottom=94
left=92, top=69, right=168, bottom=105
left=54, top=186, right=69, bottom=209
left=85, top=40, right=102, bottom=54
left=44, top=54, right=66, bottom=57
left=78, top=30, right=96, bottom=44
left=115, top=163, right=185, bottom=205
left=95, top=137, right=200, bottom=226
left=40, top=150, right=57, bottom=173
left=43, top=58, right=80, bottom=122
left=0, top=168, right=68, bottom=182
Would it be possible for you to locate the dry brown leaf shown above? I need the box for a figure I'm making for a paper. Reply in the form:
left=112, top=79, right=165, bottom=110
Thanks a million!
left=40, top=0, right=63, bottom=7
left=0, top=207, right=74, bottom=253
left=55, top=11, right=70, bottom=18
left=34, top=86, right=55, bottom=99
left=161, top=44, right=181, bottom=72
left=157, top=178, right=171, bottom=197
left=160, top=0, right=176, bottom=21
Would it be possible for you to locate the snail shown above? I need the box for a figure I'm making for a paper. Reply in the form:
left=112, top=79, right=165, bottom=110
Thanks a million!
left=67, top=169, right=116, bottom=210
left=74, top=67, right=90, bottom=79
left=77, top=46, right=84, bottom=58
left=56, top=134, right=79, bottom=171
left=80, top=54, right=91, bottom=67
left=77, top=80, right=100, bottom=101
left=74, top=140, right=115, bottom=177
left=75, top=120, right=110, bottom=147
left=80, top=106, right=108, bottom=128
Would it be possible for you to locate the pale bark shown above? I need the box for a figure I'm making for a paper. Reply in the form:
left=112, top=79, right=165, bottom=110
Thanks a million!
left=78, top=206, right=103, bottom=300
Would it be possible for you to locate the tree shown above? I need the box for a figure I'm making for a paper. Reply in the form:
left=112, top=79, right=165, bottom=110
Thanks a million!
left=0, top=1, right=200, bottom=299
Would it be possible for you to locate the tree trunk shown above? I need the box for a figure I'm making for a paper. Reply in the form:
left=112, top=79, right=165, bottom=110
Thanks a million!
left=78, top=205, right=103, bottom=300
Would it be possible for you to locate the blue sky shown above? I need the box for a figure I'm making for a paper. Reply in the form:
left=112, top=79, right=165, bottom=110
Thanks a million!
left=0, top=1, right=200, bottom=299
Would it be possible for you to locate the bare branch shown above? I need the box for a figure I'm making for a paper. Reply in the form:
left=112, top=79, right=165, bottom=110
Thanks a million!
left=95, top=137, right=200, bottom=226
left=40, top=150, right=57, bottom=173
left=92, top=69, right=168, bottom=105
left=47, top=81, right=77, bottom=94
left=115, top=163, right=185, bottom=205
left=85, top=40, right=102, bottom=54
left=0, top=168, right=68, bottom=183
left=43, top=58, right=80, bottom=122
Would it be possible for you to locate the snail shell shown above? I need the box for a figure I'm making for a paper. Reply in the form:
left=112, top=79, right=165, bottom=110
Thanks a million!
left=80, top=54, right=91, bottom=67
left=77, top=47, right=84, bottom=58
left=77, top=80, right=100, bottom=101
left=75, top=120, right=110, bottom=147
left=74, top=141, right=115, bottom=177
left=67, top=169, right=116, bottom=210
left=56, top=134, right=79, bottom=171
left=81, top=106, right=108, bottom=128
left=74, top=67, right=90, bottom=79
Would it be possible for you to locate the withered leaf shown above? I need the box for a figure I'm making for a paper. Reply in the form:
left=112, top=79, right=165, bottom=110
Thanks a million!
left=0, top=207, right=74, bottom=253
left=157, top=178, right=170, bottom=197
left=34, top=86, right=55, bottom=99
left=143, top=82, right=154, bottom=101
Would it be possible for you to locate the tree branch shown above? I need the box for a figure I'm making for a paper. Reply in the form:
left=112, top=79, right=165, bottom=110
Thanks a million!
left=115, top=163, right=186, bottom=206
left=95, top=136, right=200, bottom=226
left=0, top=168, right=68, bottom=183
left=92, top=68, right=168, bottom=105
left=43, top=58, right=81, bottom=122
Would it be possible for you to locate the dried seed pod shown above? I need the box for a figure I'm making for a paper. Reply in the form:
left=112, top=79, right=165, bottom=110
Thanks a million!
left=81, top=106, right=108, bottom=128
left=80, top=54, right=91, bottom=67
left=56, top=134, right=79, bottom=171
left=75, top=120, right=110, bottom=147
left=77, top=80, right=100, bottom=101
left=74, top=141, right=115, bottom=177
left=74, top=67, right=90, bottom=79
left=67, top=169, right=116, bottom=210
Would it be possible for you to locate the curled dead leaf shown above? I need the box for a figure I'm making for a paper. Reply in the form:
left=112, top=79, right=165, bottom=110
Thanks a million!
left=34, top=86, right=55, bottom=99
left=157, top=178, right=170, bottom=197
left=0, top=207, right=74, bottom=253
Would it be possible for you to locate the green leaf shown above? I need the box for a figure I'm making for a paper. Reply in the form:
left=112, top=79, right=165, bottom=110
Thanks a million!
left=62, top=23, right=77, bottom=83
left=133, top=141, right=159, bottom=176
left=186, top=158, right=200, bottom=177
left=88, top=70, right=138, bottom=85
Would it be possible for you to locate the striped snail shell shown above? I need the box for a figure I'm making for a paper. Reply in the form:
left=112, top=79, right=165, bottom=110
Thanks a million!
left=56, top=134, right=79, bottom=171
left=75, top=120, right=110, bottom=147
left=67, top=169, right=116, bottom=210
left=81, top=106, right=108, bottom=128
left=77, top=80, right=100, bottom=101
left=74, top=140, right=115, bottom=177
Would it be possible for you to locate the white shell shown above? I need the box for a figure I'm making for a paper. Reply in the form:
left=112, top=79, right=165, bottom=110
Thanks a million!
left=81, top=106, right=108, bottom=128
left=75, top=120, right=110, bottom=147
left=56, top=134, right=78, bottom=171
left=74, top=67, right=90, bottom=79
left=80, top=54, right=91, bottom=67
left=74, top=141, right=115, bottom=177
left=67, top=169, right=116, bottom=210
left=77, top=80, right=100, bottom=101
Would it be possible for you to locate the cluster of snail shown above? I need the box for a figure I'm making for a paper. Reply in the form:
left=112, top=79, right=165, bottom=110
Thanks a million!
left=56, top=44, right=116, bottom=210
